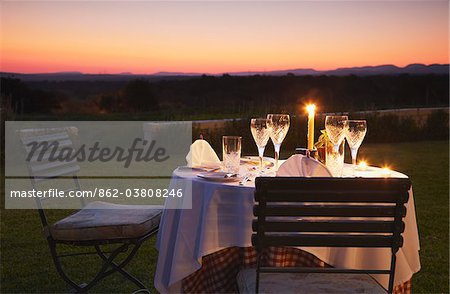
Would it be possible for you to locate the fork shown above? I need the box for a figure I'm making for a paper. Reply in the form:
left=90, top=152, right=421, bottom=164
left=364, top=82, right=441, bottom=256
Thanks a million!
left=239, top=173, right=253, bottom=185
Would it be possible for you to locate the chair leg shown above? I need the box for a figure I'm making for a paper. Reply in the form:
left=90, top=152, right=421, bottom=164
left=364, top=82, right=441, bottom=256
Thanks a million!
left=49, top=241, right=133, bottom=293
left=48, top=229, right=158, bottom=292
left=95, top=243, right=146, bottom=289
left=255, top=253, right=261, bottom=294
left=48, top=240, right=84, bottom=292
left=77, top=243, right=130, bottom=292
left=388, top=253, right=397, bottom=294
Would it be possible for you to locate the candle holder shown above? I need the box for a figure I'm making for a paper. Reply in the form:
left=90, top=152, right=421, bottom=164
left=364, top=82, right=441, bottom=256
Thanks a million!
left=295, top=147, right=318, bottom=160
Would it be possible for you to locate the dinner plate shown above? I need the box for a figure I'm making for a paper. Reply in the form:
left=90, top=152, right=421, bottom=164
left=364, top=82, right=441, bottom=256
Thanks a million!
left=178, top=165, right=221, bottom=172
left=197, top=172, right=241, bottom=182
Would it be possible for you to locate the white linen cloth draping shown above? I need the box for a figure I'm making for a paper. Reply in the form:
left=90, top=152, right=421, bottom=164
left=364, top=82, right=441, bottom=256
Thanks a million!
left=185, top=139, right=221, bottom=168
left=154, top=162, right=421, bottom=293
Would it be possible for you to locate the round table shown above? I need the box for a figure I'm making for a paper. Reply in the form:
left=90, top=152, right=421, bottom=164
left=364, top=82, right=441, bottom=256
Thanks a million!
left=154, top=161, right=420, bottom=293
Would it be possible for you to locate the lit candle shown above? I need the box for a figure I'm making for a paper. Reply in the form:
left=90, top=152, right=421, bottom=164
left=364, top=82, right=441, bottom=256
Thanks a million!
left=306, top=104, right=316, bottom=150
left=357, top=161, right=368, bottom=171
left=381, top=167, right=392, bottom=177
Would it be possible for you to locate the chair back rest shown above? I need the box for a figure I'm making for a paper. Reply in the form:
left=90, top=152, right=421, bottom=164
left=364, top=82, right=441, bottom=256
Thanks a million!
left=253, top=177, right=410, bottom=251
left=18, top=128, right=82, bottom=228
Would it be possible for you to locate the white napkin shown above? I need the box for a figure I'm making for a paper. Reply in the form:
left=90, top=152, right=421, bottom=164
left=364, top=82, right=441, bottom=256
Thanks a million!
left=186, top=139, right=221, bottom=168
left=277, top=154, right=332, bottom=177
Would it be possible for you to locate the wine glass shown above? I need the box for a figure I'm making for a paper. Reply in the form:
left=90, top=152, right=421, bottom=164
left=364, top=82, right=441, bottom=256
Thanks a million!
left=325, top=116, right=349, bottom=152
left=250, top=118, right=271, bottom=171
left=267, top=114, right=290, bottom=169
left=345, top=120, right=367, bottom=167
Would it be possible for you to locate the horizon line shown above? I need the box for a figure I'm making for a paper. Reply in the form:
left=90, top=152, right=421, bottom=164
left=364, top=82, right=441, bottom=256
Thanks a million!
left=1, top=62, right=449, bottom=76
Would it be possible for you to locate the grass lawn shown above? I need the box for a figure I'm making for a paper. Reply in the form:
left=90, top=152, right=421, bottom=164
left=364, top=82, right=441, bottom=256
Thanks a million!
left=359, top=140, right=449, bottom=293
left=1, top=140, right=448, bottom=293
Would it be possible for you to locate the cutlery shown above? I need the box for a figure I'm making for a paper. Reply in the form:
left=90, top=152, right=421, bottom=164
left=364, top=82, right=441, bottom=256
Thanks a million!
left=225, top=173, right=238, bottom=178
left=239, top=173, right=252, bottom=185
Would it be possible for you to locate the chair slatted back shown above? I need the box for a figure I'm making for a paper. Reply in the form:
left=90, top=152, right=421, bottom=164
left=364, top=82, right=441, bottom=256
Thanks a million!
left=253, top=177, right=411, bottom=293
left=21, top=131, right=80, bottom=181
left=19, top=128, right=82, bottom=228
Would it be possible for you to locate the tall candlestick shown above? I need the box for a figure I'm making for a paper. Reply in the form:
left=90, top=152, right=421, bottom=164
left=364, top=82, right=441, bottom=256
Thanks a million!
left=306, top=104, right=316, bottom=150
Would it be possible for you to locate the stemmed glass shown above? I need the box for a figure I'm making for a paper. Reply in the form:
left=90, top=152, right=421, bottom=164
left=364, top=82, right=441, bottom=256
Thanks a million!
left=250, top=118, right=271, bottom=172
left=267, top=114, right=290, bottom=169
left=325, top=116, right=349, bottom=152
left=345, top=120, right=367, bottom=167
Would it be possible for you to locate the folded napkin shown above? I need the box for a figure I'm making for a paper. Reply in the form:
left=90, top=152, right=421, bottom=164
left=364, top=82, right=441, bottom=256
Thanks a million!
left=186, top=139, right=221, bottom=168
left=277, top=154, right=332, bottom=177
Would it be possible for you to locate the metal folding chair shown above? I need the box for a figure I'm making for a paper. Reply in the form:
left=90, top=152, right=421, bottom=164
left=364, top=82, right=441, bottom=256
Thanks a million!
left=19, top=128, right=162, bottom=293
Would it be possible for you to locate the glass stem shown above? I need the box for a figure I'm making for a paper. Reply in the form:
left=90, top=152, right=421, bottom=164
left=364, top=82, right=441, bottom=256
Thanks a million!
left=274, top=144, right=281, bottom=170
left=351, top=148, right=358, bottom=167
left=258, top=146, right=265, bottom=172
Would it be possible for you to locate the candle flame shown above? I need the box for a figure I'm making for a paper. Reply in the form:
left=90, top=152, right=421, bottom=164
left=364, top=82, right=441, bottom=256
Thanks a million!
left=358, top=161, right=368, bottom=170
left=381, top=167, right=391, bottom=177
left=306, top=104, right=316, bottom=114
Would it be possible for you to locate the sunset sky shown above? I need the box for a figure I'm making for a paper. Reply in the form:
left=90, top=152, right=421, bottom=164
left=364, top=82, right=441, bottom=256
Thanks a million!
left=1, top=1, right=448, bottom=74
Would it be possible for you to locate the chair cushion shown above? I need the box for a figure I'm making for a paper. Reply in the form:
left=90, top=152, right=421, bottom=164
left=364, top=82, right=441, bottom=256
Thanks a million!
left=237, top=268, right=386, bottom=294
left=50, top=201, right=163, bottom=242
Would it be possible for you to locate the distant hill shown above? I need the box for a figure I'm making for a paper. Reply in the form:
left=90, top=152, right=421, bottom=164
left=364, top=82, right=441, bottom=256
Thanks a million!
left=149, top=63, right=449, bottom=76
left=154, top=71, right=203, bottom=76
left=0, top=72, right=190, bottom=82
left=1, top=63, right=448, bottom=81
left=228, top=64, right=449, bottom=76
left=227, top=68, right=320, bottom=76
left=325, top=64, right=449, bottom=76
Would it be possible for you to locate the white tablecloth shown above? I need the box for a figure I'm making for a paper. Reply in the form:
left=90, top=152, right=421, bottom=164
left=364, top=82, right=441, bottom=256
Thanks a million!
left=154, top=164, right=421, bottom=293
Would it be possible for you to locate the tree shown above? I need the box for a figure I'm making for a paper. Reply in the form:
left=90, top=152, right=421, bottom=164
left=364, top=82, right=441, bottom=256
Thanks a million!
left=0, top=77, right=61, bottom=114
left=121, top=79, right=159, bottom=112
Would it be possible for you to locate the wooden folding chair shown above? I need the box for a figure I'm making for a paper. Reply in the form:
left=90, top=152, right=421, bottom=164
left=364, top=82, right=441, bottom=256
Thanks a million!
left=238, top=177, right=411, bottom=294
left=19, top=128, right=162, bottom=293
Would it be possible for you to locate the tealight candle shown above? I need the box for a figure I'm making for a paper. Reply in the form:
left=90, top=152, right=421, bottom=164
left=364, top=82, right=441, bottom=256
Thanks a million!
left=306, top=104, right=316, bottom=150
left=381, top=167, right=392, bottom=177
left=357, top=161, right=368, bottom=171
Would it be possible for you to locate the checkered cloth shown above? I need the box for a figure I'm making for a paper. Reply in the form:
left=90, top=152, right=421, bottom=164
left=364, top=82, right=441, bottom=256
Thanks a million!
left=182, top=247, right=411, bottom=293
